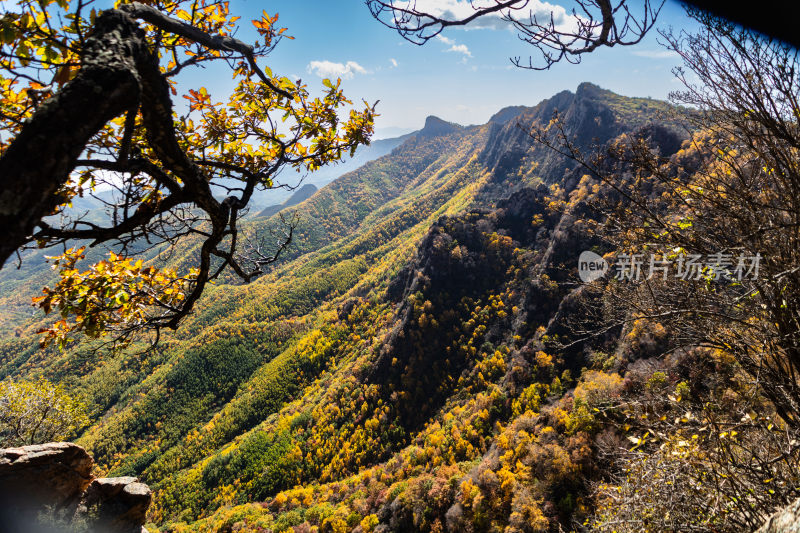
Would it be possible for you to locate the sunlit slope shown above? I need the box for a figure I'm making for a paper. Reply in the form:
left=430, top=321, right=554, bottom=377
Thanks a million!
left=64, top=121, right=493, bottom=477
left=0, top=83, right=683, bottom=530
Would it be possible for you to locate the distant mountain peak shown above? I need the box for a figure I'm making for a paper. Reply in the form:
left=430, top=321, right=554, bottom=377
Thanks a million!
left=488, top=106, right=529, bottom=125
left=418, top=115, right=461, bottom=138
left=575, top=81, right=613, bottom=100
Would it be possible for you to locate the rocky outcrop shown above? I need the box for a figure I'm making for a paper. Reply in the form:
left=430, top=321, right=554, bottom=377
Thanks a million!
left=417, top=115, right=461, bottom=138
left=0, top=441, right=94, bottom=510
left=487, top=105, right=529, bottom=126
left=0, top=442, right=151, bottom=533
left=76, top=477, right=151, bottom=533
left=757, top=497, right=800, bottom=532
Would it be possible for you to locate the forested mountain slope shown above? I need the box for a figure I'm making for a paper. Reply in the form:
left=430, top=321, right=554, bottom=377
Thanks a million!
left=257, top=184, right=319, bottom=219
left=0, top=83, right=682, bottom=531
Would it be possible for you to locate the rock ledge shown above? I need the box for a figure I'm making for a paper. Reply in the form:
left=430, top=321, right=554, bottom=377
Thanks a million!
left=0, top=442, right=151, bottom=533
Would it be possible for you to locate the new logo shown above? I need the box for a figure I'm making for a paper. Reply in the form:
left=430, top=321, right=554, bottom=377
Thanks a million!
left=578, top=250, right=609, bottom=283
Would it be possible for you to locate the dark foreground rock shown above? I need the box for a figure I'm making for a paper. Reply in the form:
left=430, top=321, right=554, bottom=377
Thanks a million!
left=0, top=442, right=151, bottom=533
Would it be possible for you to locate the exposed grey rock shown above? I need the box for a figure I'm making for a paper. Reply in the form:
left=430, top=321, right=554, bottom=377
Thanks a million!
left=0, top=442, right=151, bottom=533
left=75, top=477, right=152, bottom=533
left=758, top=497, right=800, bottom=533
left=0, top=442, right=93, bottom=513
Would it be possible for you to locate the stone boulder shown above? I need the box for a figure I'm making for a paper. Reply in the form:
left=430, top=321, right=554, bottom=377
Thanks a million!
left=0, top=442, right=151, bottom=533
left=75, top=477, right=151, bottom=533
left=0, top=442, right=93, bottom=519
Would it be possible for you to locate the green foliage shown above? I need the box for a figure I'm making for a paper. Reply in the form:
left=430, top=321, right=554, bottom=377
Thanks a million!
left=0, top=85, right=701, bottom=532
left=0, top=376, right=88, bottom=446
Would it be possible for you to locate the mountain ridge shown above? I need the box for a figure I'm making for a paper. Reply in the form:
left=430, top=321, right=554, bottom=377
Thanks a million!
left=0, top=83, right=687, bottom=531
left=257, top=184, right=319, bottom=219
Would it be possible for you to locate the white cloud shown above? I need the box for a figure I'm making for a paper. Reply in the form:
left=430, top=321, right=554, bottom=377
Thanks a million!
left=436, top=34, right=472, bottom=57
left=632, top=50, right=680, bottom=59
left=390, top=58, right=399, bottom=68
left=396, top=0, right=572, bottom=31
left=306, top=60, right=369, bottom=80
left=436, top=35, right=455, bottom=45
left=448, top=43, right=472, bottom=57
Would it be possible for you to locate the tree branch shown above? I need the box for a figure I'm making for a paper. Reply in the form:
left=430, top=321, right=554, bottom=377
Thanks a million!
left=0, top=10, right=145, bottom=267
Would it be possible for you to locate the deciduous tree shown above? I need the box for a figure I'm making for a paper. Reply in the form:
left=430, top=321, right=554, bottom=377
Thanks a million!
left=0, top=0, right=375, bottom=345
left=534, top=9, right=800, bottom=528
left=0, top=377, right=88, bottom=446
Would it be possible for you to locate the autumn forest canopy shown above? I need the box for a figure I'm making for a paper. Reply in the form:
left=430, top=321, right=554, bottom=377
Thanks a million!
left=2, top=1, right=800, bottom=532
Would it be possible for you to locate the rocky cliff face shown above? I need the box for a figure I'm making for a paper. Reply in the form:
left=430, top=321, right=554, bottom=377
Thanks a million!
left=0, top=442, right=151, bottom=533
left=477, top=82, right=684, bottom=205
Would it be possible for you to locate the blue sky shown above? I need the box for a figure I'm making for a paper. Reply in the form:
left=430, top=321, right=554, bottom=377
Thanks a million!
left=188, top=0, right=699, bottom=138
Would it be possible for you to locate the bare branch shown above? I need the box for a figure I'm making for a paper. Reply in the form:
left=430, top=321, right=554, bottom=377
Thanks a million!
left=365, top=0, right=664, bottom=69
